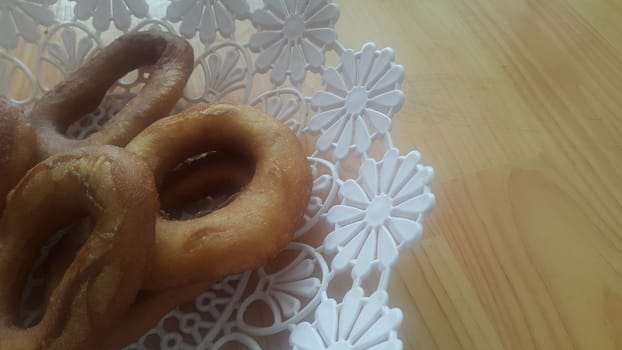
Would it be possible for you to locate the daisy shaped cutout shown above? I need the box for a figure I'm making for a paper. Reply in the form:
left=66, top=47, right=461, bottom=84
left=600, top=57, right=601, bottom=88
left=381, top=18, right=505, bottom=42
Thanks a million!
left=325, top=148, right=435, bottom=277
left=0, top=0, right=56, bottom=50
left=165, top=0, right=250, bottom=45
left=71, top=0, right=149, bottom=31
left=249, top=0, right=339, bottom=84
left=290, top=288, right=403, bottom=350
left=310, top=43, right=404, bottom=160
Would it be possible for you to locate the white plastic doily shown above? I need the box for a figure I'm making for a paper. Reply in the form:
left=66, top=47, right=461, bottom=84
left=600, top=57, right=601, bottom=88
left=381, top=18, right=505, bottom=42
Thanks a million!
left=1, top=0, right=436, bottom=349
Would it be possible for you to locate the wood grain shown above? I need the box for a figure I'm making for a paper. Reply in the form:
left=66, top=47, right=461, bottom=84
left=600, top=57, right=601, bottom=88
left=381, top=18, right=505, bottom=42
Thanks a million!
left=333, top=0, right=622, bottom=349
left=7, top=0, right=622, bottom=349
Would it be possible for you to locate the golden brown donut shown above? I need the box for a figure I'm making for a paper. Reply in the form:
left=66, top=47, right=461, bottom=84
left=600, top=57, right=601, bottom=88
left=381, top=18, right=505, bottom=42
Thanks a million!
left=37, top=154, right=249, bottom=348
left=0, top=145, right=158, bottom=350
left=0, top=100, right=37, bottom=213
left=31, top=31, right=194, bottom=160
left=126, top=103, right=312, bottom=290
left=38, top=153, right=251, bottom=307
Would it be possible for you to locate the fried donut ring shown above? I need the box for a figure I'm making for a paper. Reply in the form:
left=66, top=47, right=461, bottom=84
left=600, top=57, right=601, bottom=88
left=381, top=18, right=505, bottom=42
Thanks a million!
left=31, top=31, right=194, bottom=160
left=36, top=153, right=248, bottom=348
left=126, top=103, right=312, bottom=290
left=0, top=146, right=158, bottom=350
left=39, top=153, right=251, bottom=306
left=0, top=100, right=37, bottom=213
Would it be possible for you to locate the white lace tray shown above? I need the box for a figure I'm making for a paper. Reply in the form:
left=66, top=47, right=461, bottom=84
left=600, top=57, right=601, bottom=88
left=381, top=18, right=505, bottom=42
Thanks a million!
left=1, top=0, right=435, bottom=348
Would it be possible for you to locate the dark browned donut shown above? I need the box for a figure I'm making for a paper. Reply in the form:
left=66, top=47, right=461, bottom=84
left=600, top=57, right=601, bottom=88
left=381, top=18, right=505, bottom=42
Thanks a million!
left=0, top=146, right=158, bottom=350
left=31, top=31, right=194, bottom=160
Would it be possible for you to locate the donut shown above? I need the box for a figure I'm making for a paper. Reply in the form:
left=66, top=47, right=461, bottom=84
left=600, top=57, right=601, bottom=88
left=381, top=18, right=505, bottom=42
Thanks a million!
left=126, top=103, right=312, bottom=290
left=41, top=152, right=252, bottom=288
left=37, top=153, right=249, bottom=348
left=38, top=152, right=252, bottom=307
left=31, top=31, right=194, bottom=160
left=0, top=146, right=158, bottom=350
left=0, top=100, right=37, bottom=213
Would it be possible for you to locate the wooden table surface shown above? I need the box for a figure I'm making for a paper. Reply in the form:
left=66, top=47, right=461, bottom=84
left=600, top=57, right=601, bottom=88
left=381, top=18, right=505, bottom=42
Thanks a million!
left=333, top=1, right=622, bottom=349
left=5, top=0, right=621, bottom=349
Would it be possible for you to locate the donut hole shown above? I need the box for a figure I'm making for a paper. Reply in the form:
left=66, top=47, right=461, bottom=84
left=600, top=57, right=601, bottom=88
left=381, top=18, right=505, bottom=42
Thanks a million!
left=159, top=150, right=255, bottom=220
left=62, top=65, right=160, bottom=140
left=19, top=216, right=93, bottom=327
left=65, top=93, right=135, bottom=140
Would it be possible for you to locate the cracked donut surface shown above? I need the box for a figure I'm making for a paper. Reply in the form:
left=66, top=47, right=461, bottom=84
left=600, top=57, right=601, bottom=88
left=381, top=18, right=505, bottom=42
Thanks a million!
left=0, top=146, right=158, bottom=350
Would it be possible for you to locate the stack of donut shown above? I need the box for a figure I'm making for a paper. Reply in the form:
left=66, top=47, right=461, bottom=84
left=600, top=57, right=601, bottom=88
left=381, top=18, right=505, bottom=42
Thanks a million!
left=0, top=32, right=312, bottom=350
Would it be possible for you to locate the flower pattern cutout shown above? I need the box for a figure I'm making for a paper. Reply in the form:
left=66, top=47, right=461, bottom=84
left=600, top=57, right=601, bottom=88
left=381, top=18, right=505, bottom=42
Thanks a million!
left=71, top=0, right=149, bottom=31
left=310, top=43, right=404, bottom=160
left=307, top=162, right=332, bottom=218
left=126, top=273, right=251, bottom=349
left=294, top=157, right=338, bottom=238
left=165, top=0, right=250, bottom=45
left=249, top=0, right=339, bottom=84
left=264, top=94, right=302, bottom=133
left=251, top=89, right=307, bottom=135
left=256, top=260, right=319, bottom=319
left=290, top=288, right=403, bottom=350
left=45, top=27, right=100, bottom=73
left=188, top=46, right=249, bottom=103
left=0, top=0, right=56, bottom=49
left=324, top=148, right=435, bottom=277
left=237, top=243, right=326, bottom=335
